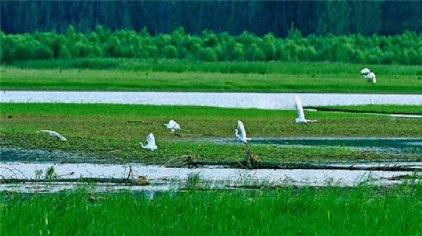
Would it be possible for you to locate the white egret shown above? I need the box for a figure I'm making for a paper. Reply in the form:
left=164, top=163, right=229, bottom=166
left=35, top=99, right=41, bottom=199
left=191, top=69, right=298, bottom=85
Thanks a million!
left=294, top=96, right=317, bottom=124
left=234, top=120, right=250, bottom=143
left=164, top=120, right=181, bottom=133
left=360, top=68, right=376, bottom=84
left=37, top=130, right=67, bottom=141
left=140, top=133, right=157, bottom=151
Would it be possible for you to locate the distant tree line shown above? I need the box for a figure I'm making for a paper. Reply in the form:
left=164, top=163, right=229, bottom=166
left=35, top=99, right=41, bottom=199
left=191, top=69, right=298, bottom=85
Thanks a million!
left=1, top=1, right=421, bottom=36
left=1, top=26, right=421, bottom=65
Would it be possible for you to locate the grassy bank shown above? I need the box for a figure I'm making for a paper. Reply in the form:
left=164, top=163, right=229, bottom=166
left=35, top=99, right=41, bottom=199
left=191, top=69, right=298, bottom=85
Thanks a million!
left=1, top=103, right=421, bottom=163
left=2, top=61, right=422, bottom=93
left=1, top=184, right=421, bottom=235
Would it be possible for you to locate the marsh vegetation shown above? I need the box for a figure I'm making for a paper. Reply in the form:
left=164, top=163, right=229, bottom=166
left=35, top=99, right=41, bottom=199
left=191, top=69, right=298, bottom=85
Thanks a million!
left=1, top=183, right=422, bottom=235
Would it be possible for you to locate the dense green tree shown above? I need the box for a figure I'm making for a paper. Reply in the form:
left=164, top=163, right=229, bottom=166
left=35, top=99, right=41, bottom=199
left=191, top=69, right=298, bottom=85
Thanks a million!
left=1, top=1, right=421, bottom=36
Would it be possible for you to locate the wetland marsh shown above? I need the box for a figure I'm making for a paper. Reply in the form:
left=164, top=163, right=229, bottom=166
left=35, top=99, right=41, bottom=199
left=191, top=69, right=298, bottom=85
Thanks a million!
left=2, top=2, right=422, bottom=234
left=1, top=62, right=422, bottom=235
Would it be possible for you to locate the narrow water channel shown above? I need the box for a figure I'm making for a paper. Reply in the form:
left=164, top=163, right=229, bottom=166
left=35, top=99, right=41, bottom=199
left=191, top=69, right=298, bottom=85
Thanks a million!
left=2, top=91, right=422, bottom=109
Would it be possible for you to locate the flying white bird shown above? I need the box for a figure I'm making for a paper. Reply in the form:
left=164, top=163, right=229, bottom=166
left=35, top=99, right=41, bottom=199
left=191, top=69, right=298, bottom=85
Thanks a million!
left=37, top=130, right=67, bottom=141
left=140, top=133, right=157, bottom=151
left=234, top=120, right=250, bottom=144
left=360, top=68, right=376, bottom=85
left=164, top=120, right=181, bottom=133
left=294, top=96, right=317, bottom=124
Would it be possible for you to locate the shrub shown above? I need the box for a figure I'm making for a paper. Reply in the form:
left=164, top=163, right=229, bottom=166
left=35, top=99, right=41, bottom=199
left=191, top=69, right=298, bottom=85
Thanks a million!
left=1, top=25, right=421, bottom=64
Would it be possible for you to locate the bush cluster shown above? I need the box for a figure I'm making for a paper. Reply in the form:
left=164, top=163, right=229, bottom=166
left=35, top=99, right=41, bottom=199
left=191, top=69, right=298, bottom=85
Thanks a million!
left=1, top=26, right=421, bottom=65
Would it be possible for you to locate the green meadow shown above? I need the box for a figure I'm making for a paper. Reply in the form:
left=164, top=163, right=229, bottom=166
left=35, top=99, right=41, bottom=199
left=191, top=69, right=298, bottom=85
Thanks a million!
left=2, top=60, right=422, bottom=93
left=1, top=103, right=421, bottom=163
left=1, top=184, right=421, bottom=235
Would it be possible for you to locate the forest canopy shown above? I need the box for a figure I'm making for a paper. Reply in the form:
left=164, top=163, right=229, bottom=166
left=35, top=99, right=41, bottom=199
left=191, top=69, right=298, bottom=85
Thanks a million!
left=1, top=1, right=421, bottom=65
left=1, top=1, right=421, bottom=36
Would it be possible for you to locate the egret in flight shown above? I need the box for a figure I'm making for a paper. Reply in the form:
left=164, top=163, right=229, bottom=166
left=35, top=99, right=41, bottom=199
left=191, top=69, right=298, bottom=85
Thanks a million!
left=360, top=68, right=376, bottom=85
left=140, top=133, right=157, bottom=151
left=164, top=120, right=181, bottom=133
left=294, top=96, right=317, bottom=124
left=234, top=120, right=250, bottom=143
left=37, top=130, right=67, bottom=141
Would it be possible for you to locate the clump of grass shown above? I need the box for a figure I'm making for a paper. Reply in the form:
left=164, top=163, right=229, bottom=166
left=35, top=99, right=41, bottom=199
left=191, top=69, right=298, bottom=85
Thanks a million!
left=243, top=144, right=261, bottom=169
left=136, top=176, right=149, bottom=186
left=185, top=173, right=203, bottom=190
left=45, top=166, right=57, bottom=179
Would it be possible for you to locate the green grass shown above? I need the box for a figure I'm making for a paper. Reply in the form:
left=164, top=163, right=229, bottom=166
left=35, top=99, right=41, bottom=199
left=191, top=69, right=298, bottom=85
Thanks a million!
left=2, top=60, right=422, bottom=93
left=310, top=105, right=422, bottom=115
left=1, top=103, right=421, bottom=163
left=9, top=59, right=422, bottom=75
left=1, top=184, right=422, bottom=235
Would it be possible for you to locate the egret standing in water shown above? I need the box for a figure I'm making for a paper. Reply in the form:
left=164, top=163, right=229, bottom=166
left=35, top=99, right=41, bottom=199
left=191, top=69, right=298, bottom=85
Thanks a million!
left=140, top=133, right=157, bottom=151
left=294, top=96, right=317, bottom=125
left=234, top=120, right=250, bottom=143
left=37, top=130, right=67, bottom=141
left=360, top=68, right=376, bottom=85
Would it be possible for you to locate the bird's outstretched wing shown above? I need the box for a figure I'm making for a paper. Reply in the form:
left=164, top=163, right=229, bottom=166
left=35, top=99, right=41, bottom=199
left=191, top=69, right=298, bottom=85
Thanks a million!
left=38, top=129, right=55, bottom=134
left=294, top=96, right=305, bottom=120
left=55, top=133, right=68, bottom=141
left=237, top=120, right=248, bottom=143
left=165, top=120, right=180, bottom=131
left=37, top=130, right=67, bottom=141
left=360, top=68, right=370, bottom=75
left=237, top=120, right=245, bottom=132
left=140, top=133, right=157, bottom=151
left=146, top=133, right=155, bottom=146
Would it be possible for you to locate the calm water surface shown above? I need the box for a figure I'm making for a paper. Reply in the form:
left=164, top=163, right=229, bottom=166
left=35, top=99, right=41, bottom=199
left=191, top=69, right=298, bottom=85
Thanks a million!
left=2, top=91, right=422, bottom=109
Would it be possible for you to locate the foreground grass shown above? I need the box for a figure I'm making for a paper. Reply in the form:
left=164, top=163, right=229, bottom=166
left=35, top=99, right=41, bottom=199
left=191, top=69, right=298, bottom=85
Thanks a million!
left=310, top=105, right=422, bottom=115
left=1, top=184, right=422, bottom=235
left=1, top=103, right=421, bottom=163
left=2, top=60, right=422, bottom=93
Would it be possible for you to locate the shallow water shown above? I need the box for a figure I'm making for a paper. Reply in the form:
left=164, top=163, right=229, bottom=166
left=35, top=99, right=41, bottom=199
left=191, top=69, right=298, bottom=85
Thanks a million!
left=0, top=161, right=415, bottom=190
left=242, top=137, right=422, bottom=148
left=0, top=182, right=170, bottom=195
left=390, top=114, right=422, bottom=118
left=2, top=91, right=422, bottom=109
left=1, top=142, right=421, bottom=192
left=1, top=152, right=421, bottom=193
left=222, top=137, right=422, bottom=156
